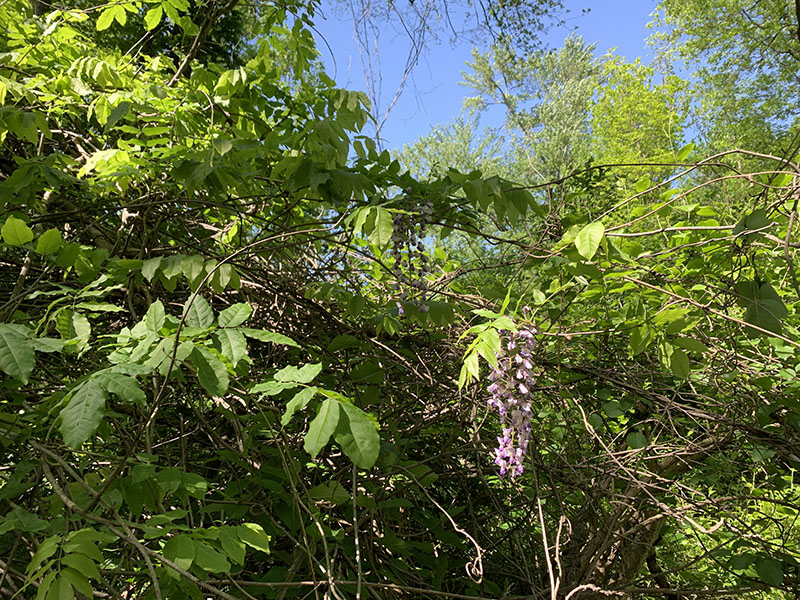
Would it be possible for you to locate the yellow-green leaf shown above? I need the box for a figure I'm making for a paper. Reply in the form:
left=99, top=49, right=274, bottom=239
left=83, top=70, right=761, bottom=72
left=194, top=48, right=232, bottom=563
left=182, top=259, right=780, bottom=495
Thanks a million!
left=95, top=7, right=116, bottom=30
left=2, top=215, right=34, bottom=246
left=144, top=5, right=163, bottom=30
left=574, top=221, right=605, bottom=260
left=35, top=228, right=62, bottom=254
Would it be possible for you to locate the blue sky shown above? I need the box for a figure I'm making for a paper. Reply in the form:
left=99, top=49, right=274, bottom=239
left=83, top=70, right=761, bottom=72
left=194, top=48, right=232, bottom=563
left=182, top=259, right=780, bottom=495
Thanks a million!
left=311, top=0, right=661, bottom=150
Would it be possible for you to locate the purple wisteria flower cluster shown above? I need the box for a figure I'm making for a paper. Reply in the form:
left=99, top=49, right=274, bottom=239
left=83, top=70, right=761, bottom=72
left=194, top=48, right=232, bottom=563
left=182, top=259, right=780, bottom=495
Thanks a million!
left=389, top=193, right=434, bottom=315
left=486, top=327, right=537, bottom=477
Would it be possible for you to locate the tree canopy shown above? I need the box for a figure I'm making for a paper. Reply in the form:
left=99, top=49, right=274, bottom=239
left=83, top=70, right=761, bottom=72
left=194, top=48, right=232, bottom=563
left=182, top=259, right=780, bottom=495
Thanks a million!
left=2, top=1, right=800, bottom=600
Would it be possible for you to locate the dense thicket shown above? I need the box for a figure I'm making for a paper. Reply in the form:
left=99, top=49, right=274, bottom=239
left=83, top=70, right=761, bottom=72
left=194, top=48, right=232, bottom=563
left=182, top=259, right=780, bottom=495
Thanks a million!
left=1, top=1, right=800, bottom=600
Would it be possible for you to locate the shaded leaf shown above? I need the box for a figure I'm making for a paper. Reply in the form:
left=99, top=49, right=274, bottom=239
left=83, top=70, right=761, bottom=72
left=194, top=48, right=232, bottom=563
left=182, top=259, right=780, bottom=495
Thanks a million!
left=218, top=527, right=246, bottom=565
left=60, top=380, right=106, bottom=449
left=755, top=558, right=783, bottom=587
left=282, top=386, right=317, bottom=425
left=627, top=431, right=648, bottom=450
left=304, top=398, right=339, bottom=457
left=334, top=402, right=380, bottom=469
left=163, top=535, right=195, bottom=570
left=0, top=324, right=35, bottom=383
left=190, top=346, right=229, bottom=396
left=193, top=540, right=230, bottom=573
left=308, top=480, right=349, bottom=505
left=670, top=347, right=690, bottom=378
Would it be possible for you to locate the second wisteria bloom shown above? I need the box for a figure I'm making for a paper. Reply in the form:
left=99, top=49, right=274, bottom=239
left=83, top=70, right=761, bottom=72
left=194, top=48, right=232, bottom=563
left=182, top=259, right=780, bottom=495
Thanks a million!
left=487, top=327, right=537, bottom=477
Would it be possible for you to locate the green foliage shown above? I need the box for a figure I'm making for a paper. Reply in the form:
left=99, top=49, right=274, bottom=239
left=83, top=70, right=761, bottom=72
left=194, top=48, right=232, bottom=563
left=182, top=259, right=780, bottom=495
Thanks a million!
left=590, top=56, right=686, bottom=166
left=3, top=0, right=800, bottom=599
left=651, top=0, right=800, bottom=151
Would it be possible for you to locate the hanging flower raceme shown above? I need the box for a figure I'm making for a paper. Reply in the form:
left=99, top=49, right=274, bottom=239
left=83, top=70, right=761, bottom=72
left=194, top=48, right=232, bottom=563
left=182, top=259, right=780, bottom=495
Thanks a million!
left=487, top=327, right=537, bottom=477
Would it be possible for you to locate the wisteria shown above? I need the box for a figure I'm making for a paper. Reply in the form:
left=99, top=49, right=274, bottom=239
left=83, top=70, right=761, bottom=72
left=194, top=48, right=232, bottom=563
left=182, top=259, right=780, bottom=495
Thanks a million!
left=487, top=327, right=537, bottom=477
left=389, top=193, right=434, bottom=312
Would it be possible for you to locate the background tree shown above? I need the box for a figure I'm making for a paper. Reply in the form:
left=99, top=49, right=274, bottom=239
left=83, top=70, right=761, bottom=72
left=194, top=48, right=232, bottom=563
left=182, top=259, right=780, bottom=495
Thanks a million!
left=462, top=35, right=601, bottom=184
left=650, top=0, right=800, bottom=155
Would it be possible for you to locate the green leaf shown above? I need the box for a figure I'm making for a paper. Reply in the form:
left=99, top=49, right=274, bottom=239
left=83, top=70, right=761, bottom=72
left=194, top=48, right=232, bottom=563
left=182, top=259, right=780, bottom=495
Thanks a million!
left=141, top=257, right=161, bottom=282
left=308, top=480, right=350, bottom=505
left=163, top=534, right=195, bottom=570
left=755, top=558, right=783, bottom=587
left=31, top=337, right=64, bottom=353
left=737, top=281, right=788, bottom=334
left=369, top=207, right=393, bottom=247
left=334, top=402, right=380, bottom=469
left=275, top=362, right=322, bottom=384
left=574, top=221, right=605, bottom=260
left=144, top=300, right=166, bottom=333
left=193, top=541, right=230, bottom=573
left=237, top=523, right=270, bottom=554
left=250, top=381, right=296, bottom=396
left=181, top=254, right=206, bottom=290
left=36, top=571, right=57, bottom=600
left=60, top=380, right=106, bottom=449
left=675, top=141, right=695, bottom=162
left=213, top=328, right=247, bottom=367
left=75, top=302, right=125, bottom=313
left=60, top=568, right=91, bottom=599
left=190, top=346, right=229, bottom=396
left=47, top=577, right=73, bottom=600
left=304, top=398, right=340, bottom=457
left=282, top=386, right=317, bottom=425
left=218, top=303, right=252, bottom=328
left=670, top=347, right=690, bottom=378
left=36, top=228, right=63, bottom=254
left=733, top=208, right=772, bottom=242
left=184, top=295, right=214, bottom=328
left=61, top=552, right=101, bottom=581
left=0, top=324, right=35, bottom=383
left=212, top=137, right=233, bottom=156
left=2, top=215, right=34, bottom=246
left=94, top=371, right=146, bottom=404
left=626, top=431, right=648, bottom=450
left=63, top=528, right=112, bottom=558
left=242, top=329, right=299, bottom=347
left=27, top=535, right=61, bottom=574
left=218, top=527, right=246, bottom=565
left=144, top=4, right=163, bottom=30
left=602, top=401, right=625, bottom=419
left=104, top=101, right=130, bottom=131
left=96, top=6, right=116, bottom=30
